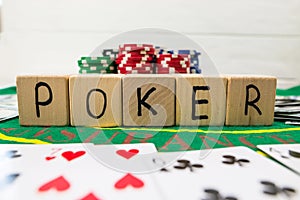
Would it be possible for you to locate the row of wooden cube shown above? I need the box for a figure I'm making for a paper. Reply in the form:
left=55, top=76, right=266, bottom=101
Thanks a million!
left=16, top=74, right=276, bottom=127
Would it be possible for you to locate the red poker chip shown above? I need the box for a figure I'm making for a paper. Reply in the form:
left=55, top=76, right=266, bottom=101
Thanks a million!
left=118, top=51, right=155, bottom=57
left=156, top=61, right=190, bottom=65
left=157, top=68, right=189, bottom=72
left=157, top=55, right=190, bottom=60
left=115, top=60, right=153, bottom=65
left=118, top=69, right=153, bottom=74
left=119, top=44, right=154, bottom=48
left=116, top=61, right=149, bottom=65
left=157, top=68, right=189, bottom=73
left=156, top=57, right=190, bottom=62
left=118, top=63, right=153, bottom=68
left=156, top=64, right=189, bottom=68
left=119, top=48, right=156, bottom=53
left=116, top=56, right=153, bottom=62
left=117, top=53, right=154, bottom=58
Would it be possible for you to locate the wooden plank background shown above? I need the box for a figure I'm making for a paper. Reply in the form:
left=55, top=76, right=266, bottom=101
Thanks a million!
left=0, top=0, right=299, bottom=87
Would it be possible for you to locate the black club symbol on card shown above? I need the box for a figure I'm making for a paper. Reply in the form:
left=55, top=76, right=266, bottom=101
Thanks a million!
left=174, top=159, right=203, bottom=172
left=202, top=189, right=238, bottom=200
left=260, top=181, right=296, bottom=198
left=222, top=155, right=250, bottom=167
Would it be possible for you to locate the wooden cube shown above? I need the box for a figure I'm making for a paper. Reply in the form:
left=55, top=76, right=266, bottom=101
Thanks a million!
left=69, top=74, right=123, bottom=127
left=123, top=75, right=175, bottom=126
left=16, top=75, right=69, bottom=126
left=176, top=75, right=227, bottom=126
left=225, top=76, right=277, bottom=125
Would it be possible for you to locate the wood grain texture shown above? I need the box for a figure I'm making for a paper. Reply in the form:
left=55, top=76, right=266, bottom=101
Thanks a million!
left=176, top=75, right=227, bottom=126
left=122, top=75, right=175, bottom=127
left=69, top=74, right=122, bottom=127
left=225, top=76, right=277, bottom=125
left=16, top=75, right=69, bottom=126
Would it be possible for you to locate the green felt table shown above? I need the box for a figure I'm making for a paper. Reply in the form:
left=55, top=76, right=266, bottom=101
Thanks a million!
left=1, top=86, right=300, bottom=152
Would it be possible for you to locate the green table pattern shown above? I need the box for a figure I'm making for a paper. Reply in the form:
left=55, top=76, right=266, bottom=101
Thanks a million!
left=1, top=86, right=300, bottom=152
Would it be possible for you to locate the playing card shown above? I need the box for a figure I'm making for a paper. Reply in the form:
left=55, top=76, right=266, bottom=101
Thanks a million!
left=0, top=143, right=94, bottom=199
left=135, top=146, right=300, bottom=199
left=0, top=94, right=18, bottom=121
left=275, top=96, right=300, bottom=124
left=87, top=143, right=158, bottom=173
left=0, top=143, right=162, bottom=199
left=258, top=143, right=300, bottom=175
left=41, top=150, right=162, bottom=200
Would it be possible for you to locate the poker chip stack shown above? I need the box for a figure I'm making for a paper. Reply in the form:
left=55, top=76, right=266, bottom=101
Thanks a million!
left=78, top=56, right=117, bottom=74
left=155, top=53, right=190, bottom=74
left=156, top=49, right=201, bottom=74
left=102, top=49, right=119, bottom=60
left=116, top=44, right=155, bottom=74
left=77, top=45, right=202, bottom=75
left=178, top=50, right=201, bottom=74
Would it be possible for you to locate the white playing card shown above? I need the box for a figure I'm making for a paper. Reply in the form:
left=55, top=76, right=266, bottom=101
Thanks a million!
left=0, top=143, right=94, bottom=199
left=135, top=146, right=300, bottom=200
left=258, top=143, right=300, bottom=175
left=0, top=94, right=18, bottom=121
left=2, top=144, right=300, bottom=200
left=87, top=143, right=158, bottom=173
left=44, top=148, right=162, bottom=200
left=0, top=143, right=162, bottom=200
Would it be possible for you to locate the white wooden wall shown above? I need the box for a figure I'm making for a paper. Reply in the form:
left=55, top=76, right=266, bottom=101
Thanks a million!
left=0, top=0, right=299, bottom=88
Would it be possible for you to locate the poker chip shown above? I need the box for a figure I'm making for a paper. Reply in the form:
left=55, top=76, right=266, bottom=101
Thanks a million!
left=102, top=49, right=119, bottom=59
left=155, top=49, right=201, bottom=74
left=118, top=63, right=153, bottom=68
left=78, top=63, right=110, bottom=68
left=116, top=56, right=153, bottom=64
left=155, top=52, right=191, bottom=74
left=178, top=50, right=201, bottom=56
left=157, top=54, right=190, bottom=59
left=117, top=44, right=156, bottom=74
left=119, top=44, right=154, bottom=52
left=79, top=69, right=110, bottom=74
left=78, top=56, right=117, bottom=74
left=156, top=67, right=190, bottom=74
left=118, top=69, right=153, bottom=74
left=118, top=66, right=153, bottom=74
left=119, top=66, right=153, bottom=71
left=190, top=67, right=202, bottom=74
left=79, top=56, right=114, bottom=64
left=158, top=60, right=190, bottom=65
left=77, top=45, right=202, bottom=75
left=156, top=64, right=189, bottom=69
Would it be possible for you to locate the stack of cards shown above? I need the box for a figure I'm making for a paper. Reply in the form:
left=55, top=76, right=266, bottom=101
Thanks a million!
left=0, top=94, right=18, bottom=122
left=0, top=143, right=299, bottom=199
left=275, top=96, right=300, bottom=125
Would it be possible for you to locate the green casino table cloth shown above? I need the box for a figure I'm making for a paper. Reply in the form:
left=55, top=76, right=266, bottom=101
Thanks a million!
left=1, top=86, right=300, bottom=152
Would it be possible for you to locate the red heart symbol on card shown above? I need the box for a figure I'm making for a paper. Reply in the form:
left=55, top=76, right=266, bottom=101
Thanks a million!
left=61, top=151, right=86, bottom=161
left=38, top=176, right=70, bottom=192
left=116, top=149, right=139, bottom=159
left=114, top=173, right=144, bottom=189
left=80, top=192, right=101, bottom=200
left=45, top=156, right=56, bottom=161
